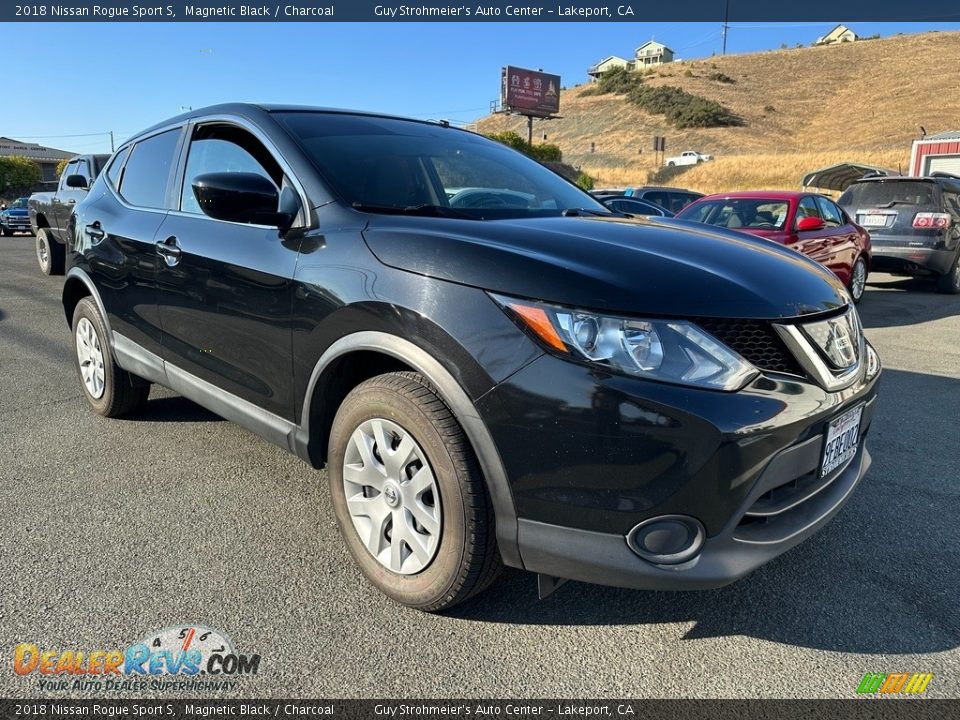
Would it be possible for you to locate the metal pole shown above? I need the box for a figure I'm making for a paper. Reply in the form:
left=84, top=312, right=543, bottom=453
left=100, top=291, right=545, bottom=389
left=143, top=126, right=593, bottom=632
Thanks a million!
left=527, top=115, right=533, bottom=148
left=722, top=0, right=730, bottom=55
left=109, top=131, right=115, bottom=152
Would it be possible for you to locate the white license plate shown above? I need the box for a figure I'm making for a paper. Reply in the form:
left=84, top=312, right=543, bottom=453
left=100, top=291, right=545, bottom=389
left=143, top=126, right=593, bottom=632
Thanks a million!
left=820, top=405, right=863, bottom=477
left=860, top=214, right=889, bottom=227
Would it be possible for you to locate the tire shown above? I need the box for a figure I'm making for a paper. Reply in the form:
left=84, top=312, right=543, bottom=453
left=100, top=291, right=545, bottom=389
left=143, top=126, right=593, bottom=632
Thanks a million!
left=936, top=252, right=960, bottom=294
left=36, top=228, right=65, bottom=276
left=847, top=256, right=868, bottom=304
left=71, top=297, right=150, bottom=418
left=1, top=227, right=13, bottom=237
left=328, top=371, right=502, bottom=612
left=667, top=161, right=675, bottom=167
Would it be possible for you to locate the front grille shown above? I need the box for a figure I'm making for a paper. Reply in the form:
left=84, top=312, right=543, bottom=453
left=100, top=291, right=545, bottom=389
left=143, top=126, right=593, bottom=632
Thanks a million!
left=696, top=318, right=804, bottom=376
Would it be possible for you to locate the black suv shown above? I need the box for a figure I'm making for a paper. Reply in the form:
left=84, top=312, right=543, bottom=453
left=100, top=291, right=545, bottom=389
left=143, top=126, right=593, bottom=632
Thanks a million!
left=63, top=104, right=881, bottom=611
left=838, top=176, right=960, bottom=293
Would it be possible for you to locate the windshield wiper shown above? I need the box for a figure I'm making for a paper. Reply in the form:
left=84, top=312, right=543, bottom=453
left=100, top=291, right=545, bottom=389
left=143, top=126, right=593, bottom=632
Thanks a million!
left=352, top=202, right=475, bottom=219
left=561, top=207, right=617, bottom=217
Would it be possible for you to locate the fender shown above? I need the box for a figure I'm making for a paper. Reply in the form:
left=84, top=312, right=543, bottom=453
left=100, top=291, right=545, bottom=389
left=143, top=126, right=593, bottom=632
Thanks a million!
left=63, top=267, right=113, bottom=346
left=298, top=331, right=522, bottom=568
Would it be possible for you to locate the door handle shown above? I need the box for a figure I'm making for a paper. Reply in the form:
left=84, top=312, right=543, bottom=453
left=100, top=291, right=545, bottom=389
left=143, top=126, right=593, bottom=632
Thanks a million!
left=66, top=199, right=76, bottom=204
left=155, top=236, right=182, bottom=266
left=85, top=222, right=105, bottom=241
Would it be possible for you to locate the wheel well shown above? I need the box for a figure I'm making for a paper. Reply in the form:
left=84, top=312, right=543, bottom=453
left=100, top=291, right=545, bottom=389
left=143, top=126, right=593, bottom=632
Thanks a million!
left=34, top=213, right=50, bottom=228
left=306, top=350, right=415, bottom=466
left=62, top=277, right=91, bottom=328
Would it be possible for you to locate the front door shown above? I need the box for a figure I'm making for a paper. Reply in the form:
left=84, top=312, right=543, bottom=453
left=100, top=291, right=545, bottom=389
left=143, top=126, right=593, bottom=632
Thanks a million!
left=154, top=122, right=301, bottom=421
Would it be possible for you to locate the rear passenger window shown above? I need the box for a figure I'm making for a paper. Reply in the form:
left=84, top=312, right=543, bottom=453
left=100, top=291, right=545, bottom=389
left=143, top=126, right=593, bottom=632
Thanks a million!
left=119, top=129, right=181, bottom=209
left=105, top=146, right=130, bottom=189
left=815, top=197, right=843, bottom=227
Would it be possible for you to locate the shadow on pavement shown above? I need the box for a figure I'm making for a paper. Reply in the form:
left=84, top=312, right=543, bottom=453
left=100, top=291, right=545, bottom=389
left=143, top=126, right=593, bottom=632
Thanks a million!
left=450, top=367, right=960, bottom=656
left=127, top=395, right=224, bottom=423
left=860, top=274, right=960, bottom=328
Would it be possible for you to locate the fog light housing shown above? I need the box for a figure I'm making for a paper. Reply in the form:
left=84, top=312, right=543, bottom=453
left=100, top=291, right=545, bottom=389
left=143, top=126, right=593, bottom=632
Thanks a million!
left=626, top=515, right=705, bottom=565
left=865, top=343, right=880, bottom=380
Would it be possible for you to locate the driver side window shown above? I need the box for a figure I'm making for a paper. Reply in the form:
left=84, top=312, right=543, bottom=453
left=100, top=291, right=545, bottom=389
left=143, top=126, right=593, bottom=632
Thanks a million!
left=796, top=197, right=822, bottom=228
left=815, top=197, right=843, bottom=227
left=180, top=124, right=283, bottom=216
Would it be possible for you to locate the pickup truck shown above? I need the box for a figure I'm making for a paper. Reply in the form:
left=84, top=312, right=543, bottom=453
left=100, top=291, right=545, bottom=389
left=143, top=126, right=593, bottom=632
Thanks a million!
left=29, top=153, right=109, bottom=275
left=1, top=197, right=32, bottom=236
left=665, top=150, right=714, bottom=167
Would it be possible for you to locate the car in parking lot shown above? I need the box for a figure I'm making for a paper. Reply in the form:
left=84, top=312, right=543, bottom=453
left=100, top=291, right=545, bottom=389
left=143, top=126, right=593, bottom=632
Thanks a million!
left=837, top=176, right=960, bottom=294
left=599, top=195, right=674, bottom=217
left=677, top=191, right=873, bottom=303
left=0, top=197, right=32, bottom=236
left=62, top=103, right=881, bottom=611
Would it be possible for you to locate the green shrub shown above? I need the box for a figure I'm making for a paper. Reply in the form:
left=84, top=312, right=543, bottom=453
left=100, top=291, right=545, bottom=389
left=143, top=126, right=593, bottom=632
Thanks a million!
left=485, top=131, right=562, bottom=162
left=0, top=156, right=41, bottom=194
left=707, top=71, right=735, bottom=83
left=586, top=66, right=643, bottom=95
left=575, top=172, right=595, bottom=191
left=627, top=85, right=740, bottom=129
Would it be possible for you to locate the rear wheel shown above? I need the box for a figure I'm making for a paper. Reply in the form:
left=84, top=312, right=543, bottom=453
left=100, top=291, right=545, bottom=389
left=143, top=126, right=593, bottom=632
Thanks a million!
left=36, top=228, right=64, bottom=276
left=936, top=252, right=960, bottom=294
left=848, top=256, right=868, bottom=304
left=327, top=371, right=501, bottom=612
left=71, top=298, right=150, bottom=417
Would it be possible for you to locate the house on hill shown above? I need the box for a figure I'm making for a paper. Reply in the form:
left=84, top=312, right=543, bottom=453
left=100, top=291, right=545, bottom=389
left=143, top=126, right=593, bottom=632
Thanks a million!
left=816, top=24, right=858, bottom=45
left=0, top=137, right=75, bottom=183
left=588, top=40, right=675, bottom=80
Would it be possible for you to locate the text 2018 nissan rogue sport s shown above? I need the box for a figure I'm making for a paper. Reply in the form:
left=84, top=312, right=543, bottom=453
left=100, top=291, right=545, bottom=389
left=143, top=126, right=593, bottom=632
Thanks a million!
left=62, top=104, right=881, bottom=611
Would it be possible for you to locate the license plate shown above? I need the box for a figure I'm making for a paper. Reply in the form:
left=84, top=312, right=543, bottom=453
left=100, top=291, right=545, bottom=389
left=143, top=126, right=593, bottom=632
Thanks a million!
left=820, top=405, right=863, bottom=477
left=860, top=214, right=889, bottom=227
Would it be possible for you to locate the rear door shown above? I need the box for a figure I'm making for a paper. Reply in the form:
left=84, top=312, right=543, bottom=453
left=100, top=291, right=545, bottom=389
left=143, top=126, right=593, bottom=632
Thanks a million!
left=51, top=160, right=81, bottom=239
left=153, top=121, right=301, bottom=421
left=80, top=129, right=183, bottom=357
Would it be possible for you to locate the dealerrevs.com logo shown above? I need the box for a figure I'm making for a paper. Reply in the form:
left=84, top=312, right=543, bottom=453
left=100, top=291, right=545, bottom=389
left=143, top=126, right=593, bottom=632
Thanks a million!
left=14, top=625, right=260, bottom=692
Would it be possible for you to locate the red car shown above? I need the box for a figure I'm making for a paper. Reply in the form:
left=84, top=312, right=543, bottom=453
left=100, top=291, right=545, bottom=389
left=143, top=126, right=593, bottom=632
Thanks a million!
left=676, top=191, right=872, bottom=303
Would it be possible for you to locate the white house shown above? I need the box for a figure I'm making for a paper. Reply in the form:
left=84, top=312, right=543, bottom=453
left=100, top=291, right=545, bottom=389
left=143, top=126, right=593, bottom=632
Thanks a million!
left=816, top=24, right=859, bottom=45
left=587, top=40, right=675, bottom=81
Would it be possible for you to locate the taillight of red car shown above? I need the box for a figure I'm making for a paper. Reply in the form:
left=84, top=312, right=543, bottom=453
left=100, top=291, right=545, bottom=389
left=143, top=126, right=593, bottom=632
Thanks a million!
left=912, top=212, right=952, bottom=229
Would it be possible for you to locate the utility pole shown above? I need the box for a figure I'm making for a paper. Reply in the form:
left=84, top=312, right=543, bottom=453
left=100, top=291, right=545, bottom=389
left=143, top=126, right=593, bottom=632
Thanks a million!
left=109, top=131, right=115, bottom=152
left=721, top=0, right=730, bottom=55
left=527, top=115, right=534, bottom=149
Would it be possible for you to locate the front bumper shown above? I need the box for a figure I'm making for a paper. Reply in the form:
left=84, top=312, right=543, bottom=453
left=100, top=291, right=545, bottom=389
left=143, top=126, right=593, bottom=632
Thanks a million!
left=1, top=216, right=31, bottom=232
left=477, top=350, right=880, bottom=590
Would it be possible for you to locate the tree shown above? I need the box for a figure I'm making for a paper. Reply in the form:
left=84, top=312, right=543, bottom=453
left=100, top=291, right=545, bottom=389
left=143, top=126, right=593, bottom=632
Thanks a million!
left=0, top=156, right=41, bottom=195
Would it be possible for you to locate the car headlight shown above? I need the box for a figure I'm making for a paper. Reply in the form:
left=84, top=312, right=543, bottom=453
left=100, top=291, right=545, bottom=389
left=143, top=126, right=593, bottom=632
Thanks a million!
left=491, top=294, right=758, bottom=391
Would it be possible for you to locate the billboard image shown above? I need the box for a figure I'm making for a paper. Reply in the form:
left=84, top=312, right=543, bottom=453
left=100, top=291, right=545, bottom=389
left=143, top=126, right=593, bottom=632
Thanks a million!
left=501, top=65, right=561, bottom=117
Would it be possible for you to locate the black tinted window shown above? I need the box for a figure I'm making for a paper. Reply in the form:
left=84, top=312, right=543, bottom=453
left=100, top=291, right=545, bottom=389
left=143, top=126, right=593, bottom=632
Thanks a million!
left=105, top=147, right=130, bottom=188
left=119, top=129, right=181, bottom=209
left=838, top=181, right=937, bottom=209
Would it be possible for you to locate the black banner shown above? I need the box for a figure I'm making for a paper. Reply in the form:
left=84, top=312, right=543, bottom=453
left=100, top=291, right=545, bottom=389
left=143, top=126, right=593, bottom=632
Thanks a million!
left=0, top=700, right=954, bottom=720
left=5, top=0, right=960, bottom=23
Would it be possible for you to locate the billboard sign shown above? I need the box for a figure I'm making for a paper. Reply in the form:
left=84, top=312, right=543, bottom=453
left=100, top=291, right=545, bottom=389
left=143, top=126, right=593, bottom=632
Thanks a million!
left=501, top=66, right=561, bottom=117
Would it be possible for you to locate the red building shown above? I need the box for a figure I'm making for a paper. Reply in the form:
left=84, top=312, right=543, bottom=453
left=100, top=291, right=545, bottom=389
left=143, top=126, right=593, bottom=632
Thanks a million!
left=910, top=131, right=960, bottom=176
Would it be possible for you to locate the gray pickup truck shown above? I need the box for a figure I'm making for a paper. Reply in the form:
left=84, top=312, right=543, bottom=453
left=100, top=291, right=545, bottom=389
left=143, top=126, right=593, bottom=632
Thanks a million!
left=29, top=153, right=109, bottom=275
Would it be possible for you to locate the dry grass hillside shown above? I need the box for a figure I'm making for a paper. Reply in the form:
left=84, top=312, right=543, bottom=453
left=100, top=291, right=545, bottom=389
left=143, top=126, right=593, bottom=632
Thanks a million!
left=477, top=31, right=960, bottom=193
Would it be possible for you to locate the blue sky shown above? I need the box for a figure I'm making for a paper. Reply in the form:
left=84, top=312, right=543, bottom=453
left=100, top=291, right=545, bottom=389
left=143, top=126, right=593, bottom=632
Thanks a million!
left=9, top=21, right=958, bottom=154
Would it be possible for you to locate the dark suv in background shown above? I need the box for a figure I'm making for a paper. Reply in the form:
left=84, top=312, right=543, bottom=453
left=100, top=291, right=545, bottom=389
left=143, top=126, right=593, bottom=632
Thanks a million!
left=62, top=104, right=880, bottom=611
left=838, top=176, right=960, bottom=293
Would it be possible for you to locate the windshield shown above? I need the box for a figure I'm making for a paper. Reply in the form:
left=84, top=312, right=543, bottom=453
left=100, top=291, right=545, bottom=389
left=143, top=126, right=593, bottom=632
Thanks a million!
left=276, top=112, right=608, bottom=218
left=679, top=198, right=790, bottom=230
left=11, top=198, right=28, bottom=209
left=838, top=180, right=937, bottom=209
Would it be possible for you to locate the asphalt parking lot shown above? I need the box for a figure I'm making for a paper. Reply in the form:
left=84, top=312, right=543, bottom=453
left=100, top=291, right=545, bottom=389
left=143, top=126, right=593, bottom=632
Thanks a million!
left=1, top=233, right=958, bottom=699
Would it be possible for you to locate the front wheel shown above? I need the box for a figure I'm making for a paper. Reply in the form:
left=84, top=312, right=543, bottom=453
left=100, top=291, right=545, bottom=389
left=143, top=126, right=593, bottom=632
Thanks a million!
left=327, top=371, right=501, bottom=612
left=667, top=161, right=675, bottom=167
left=848, top=256, right=868, bottom=304
left=71, top=298, right=150, bottom=417
left=936, top=252, right=960, bottom=294
left=1, top=226, right=13, bottom=237
left=36, top=228, right=64, bottom=276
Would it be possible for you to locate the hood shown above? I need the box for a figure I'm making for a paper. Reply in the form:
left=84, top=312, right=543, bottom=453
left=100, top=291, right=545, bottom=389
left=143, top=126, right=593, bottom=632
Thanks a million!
left=2, top=208, right=28, bottom=216
left=361, top=215, right=849, bottom=320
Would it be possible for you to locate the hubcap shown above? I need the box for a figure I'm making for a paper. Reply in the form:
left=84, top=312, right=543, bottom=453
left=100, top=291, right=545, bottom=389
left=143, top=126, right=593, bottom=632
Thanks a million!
left=851, top=260, right=866, bottom=299
left=75, top=317, right=106, bottom=399
left=342, top=418, right=441, bottom=575
left=37, top=235, right=48, bottom=266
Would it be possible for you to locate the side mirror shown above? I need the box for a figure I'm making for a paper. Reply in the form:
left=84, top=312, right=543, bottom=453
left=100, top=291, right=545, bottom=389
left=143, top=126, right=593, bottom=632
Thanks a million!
left=66, top=174, right=88, bottom=189
left=796, top=216, right=825, bottom=232
left=191, top=172, right=294, bottom=228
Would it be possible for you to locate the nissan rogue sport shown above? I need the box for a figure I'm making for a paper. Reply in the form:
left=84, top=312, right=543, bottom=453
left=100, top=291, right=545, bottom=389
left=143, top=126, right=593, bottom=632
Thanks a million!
left=62, top=104, right=881, bottom=611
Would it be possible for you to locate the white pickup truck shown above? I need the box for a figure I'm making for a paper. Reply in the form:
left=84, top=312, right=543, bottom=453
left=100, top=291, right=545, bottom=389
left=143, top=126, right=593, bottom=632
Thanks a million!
left=666, top=150, right=714, bottom=167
